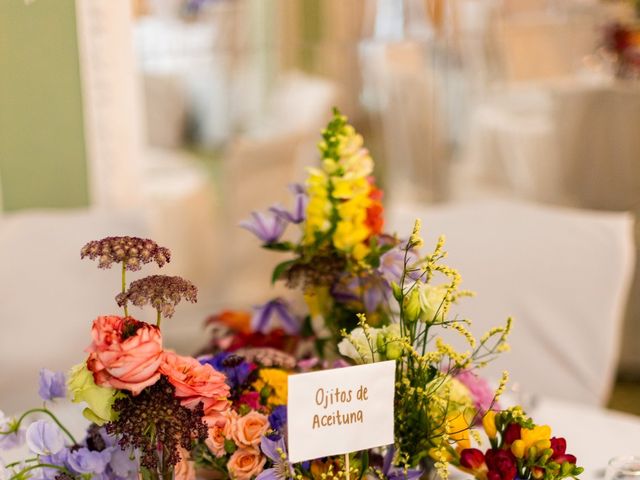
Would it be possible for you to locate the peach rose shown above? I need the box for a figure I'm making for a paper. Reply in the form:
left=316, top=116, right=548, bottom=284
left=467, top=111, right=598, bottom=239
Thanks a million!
left=227, top=447, right=265, bottom=480
left=232, top=411, right=269, bottom=447
left=204, top=411, right=234, bottom=458
left=175, top=447, right=196, bottom=480
left=161, top=351, right=230, bottom=415
left=86, top=316, right=163, bottom=395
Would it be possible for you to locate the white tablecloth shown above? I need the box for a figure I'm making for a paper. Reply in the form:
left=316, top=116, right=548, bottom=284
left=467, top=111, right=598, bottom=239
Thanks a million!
left=532, top=397, right=640, bottom=480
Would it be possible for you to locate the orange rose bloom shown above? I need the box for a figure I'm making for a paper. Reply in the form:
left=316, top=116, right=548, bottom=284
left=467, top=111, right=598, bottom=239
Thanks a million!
left=86, top=316, right=163, bottom=395
left=232, top=411, right=269, bottom=447
left=161, top=351, right=230, bottom=415
left=227, top=447, right=266, bottom=480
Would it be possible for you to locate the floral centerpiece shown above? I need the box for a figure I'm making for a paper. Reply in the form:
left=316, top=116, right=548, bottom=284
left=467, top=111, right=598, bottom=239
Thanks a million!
left=1, top=111, right=583, bottom=480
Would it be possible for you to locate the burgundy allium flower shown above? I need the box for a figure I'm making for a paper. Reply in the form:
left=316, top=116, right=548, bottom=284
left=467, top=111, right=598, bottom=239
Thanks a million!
left=81, top=237, right=171, bottom=271
left=485, top=449, right=517, bottom=480
left=233, top=347, right=297, bottom=369
left=106, top=377, right=207, bottom=470
left=116, top=275, right=197, bottom=319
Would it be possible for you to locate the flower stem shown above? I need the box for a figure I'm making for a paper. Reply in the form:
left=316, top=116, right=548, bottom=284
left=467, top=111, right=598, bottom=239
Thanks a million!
left=5, top=458, right=38, bottom=469
left=156, top=309, right=162, bottom=328
left=0, top=408, right=77, bottom=444
left=122, top=261, right=129, bottom=316
left=9, top=462, right=73, bottom=480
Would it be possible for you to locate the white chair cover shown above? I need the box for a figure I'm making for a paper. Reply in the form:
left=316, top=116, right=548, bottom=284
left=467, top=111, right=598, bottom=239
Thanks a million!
left=388, top=200, right=635, bottom=406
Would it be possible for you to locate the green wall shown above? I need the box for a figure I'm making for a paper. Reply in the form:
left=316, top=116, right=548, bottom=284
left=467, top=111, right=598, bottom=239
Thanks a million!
left=0, top=0, right=89, bottom=211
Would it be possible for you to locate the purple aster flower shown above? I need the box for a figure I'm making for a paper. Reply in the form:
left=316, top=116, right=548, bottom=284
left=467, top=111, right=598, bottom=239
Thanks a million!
left=240, top=211, right=288, bottom=244
left=269, top=184, right=307, bottom=224
left=25, top=420, right=65, bottom=456
left=38, top=369, right=67, bottom=402
left=0, top=411, right=25, bottom=450
left=251, top=299, right=299, bottom=334
left=67, top=447, right=111, bottom=475
left=257, top=435, right=293, bottom=480
left=199, top=353, right=254, bottom=390
left=268, top=406, right=287, bottom=434
left=455, top=370, right=500, bottom=419
left=383, top=446, right=422, bottom=480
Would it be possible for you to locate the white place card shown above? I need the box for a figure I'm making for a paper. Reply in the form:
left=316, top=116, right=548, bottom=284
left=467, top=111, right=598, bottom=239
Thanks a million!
left=287, top=360, right=395, bottom=462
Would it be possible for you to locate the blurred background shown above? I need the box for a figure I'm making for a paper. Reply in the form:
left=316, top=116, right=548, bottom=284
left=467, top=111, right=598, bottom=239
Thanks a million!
left=0, top=0, right=639, bottom=416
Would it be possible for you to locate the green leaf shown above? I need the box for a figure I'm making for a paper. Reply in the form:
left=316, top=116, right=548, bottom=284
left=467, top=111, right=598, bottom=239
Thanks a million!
left=224, top=439, right=237, bottom=454
left=263, top=241, right=295, bottom=252
left=271, top=259, right=296, bottom=284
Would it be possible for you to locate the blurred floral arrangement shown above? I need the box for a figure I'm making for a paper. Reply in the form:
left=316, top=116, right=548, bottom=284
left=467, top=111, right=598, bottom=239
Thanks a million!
left=0, top=111, right=582, bottom=480
left=603, top=20, right=640, bottom=79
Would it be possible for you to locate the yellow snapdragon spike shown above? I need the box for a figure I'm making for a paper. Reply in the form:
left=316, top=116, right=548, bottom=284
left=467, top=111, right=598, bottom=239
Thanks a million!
left=482, top=411, right=497, bottom=439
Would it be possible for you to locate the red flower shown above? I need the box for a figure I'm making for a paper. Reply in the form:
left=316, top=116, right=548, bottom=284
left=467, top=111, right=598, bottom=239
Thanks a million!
left=550, top=437, right=577, bottom=464
left=485, top=449, right=517, bottom=480
left=460, top=449, right=486, bottom=470
left=503, top=423, right=521, bottom=446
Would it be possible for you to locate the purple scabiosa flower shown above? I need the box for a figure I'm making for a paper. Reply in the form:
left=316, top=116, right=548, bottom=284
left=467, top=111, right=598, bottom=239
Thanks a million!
left=269, top=184, right=307, bottom=224
left=67, top=447, right=111, bottom=475
left=455, top=370, right=499, bottom=419
left=268, top=406, right=287, bottom=436
left=240, top=212, right=288, bottom=244
left=25, top=421, right=65, bottom=456
left=38, top=369, right=67, bottom=402
left=199, top=353, right=254, bottom=391
left=0, top=411, right=25, bottom=450
left=116, top=274, right=197, bottom=319
left=256, top=435, right=294, bottom=480
left=81, top=237, right=170, bottom=271
left=251, top=299, right=299, bottom=334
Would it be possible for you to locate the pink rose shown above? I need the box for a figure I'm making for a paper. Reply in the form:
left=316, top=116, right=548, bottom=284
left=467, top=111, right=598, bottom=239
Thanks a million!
left=86, top=316, right=163, bottom=395
left=232, top=411, right=269, bottom=447
left=161, top=351, right=230, bottom=415
left=227, top=447, right=265, bottom=480
left=175, top=447, right=196, bottom=480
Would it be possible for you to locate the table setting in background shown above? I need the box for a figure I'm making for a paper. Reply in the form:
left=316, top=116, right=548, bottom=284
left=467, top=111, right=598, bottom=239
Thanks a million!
left=0, top=110, right=638, bottom=480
